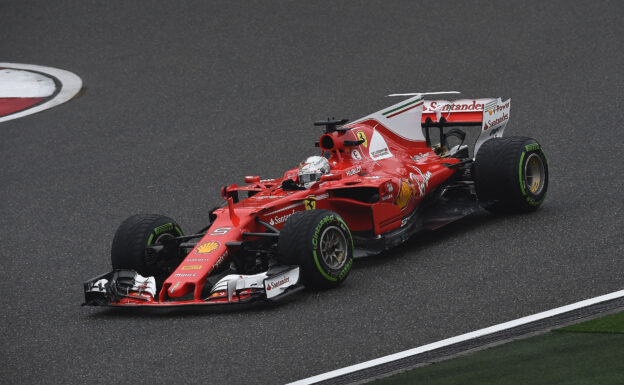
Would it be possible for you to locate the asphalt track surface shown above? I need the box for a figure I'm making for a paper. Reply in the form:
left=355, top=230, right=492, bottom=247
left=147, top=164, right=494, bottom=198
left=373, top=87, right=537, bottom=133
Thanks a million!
left=1, top=1, right=622, bottom=384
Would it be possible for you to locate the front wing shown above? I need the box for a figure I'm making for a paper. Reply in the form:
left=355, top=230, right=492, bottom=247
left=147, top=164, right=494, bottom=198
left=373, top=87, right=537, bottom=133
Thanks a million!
left=83, top=266, right=302, bottom=307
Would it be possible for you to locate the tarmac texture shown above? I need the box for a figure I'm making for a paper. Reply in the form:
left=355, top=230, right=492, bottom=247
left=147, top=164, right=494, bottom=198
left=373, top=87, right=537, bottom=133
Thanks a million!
left=1, top=1, right=622, bottom=384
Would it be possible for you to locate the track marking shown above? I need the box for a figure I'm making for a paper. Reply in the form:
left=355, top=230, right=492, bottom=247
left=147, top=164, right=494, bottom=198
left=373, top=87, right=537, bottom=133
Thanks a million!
left=288, top=289, right=624, bottom=385
left=0, top=62, right=82, bottom=123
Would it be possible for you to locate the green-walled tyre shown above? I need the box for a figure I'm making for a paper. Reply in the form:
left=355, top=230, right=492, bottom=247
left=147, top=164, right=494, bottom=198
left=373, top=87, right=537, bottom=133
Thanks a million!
left=277, top=210, right=353, bottom=289
left=474, top=137, right=548, bottom=213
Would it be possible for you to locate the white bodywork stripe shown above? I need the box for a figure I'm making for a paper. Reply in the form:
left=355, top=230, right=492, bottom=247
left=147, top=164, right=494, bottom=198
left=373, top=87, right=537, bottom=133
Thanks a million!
left=287, top=289, right=624, bottom=384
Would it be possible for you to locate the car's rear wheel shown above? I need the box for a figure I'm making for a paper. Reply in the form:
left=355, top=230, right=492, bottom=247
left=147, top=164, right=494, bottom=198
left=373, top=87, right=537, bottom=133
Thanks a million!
left=111, top=214, right=184, bottom=280
left=474, top=136, right=548, bottom=213
left=277, top=210, right=353, bottom=289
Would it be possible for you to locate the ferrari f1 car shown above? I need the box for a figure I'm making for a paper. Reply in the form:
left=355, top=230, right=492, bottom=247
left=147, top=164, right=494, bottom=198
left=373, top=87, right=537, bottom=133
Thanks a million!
left=84, top=92, right=548, bottom=307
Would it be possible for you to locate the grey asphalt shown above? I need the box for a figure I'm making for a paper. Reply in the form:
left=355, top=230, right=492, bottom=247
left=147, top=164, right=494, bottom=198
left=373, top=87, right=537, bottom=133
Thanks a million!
left=1, top=1, right=622, bottom=384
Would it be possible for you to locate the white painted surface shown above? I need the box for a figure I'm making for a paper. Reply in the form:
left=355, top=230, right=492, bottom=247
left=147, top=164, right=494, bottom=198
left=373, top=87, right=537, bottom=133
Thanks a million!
left=0, top=62, right=82, bottom=123
left=0, top=68, right=56, bottom=97
left=288, top=289, right=624, bottom=385
left=349, top=94, right=426, bottom=142
left=368, top=129, right=393, bottom=160
left=474, top=98, right=511, bottom=155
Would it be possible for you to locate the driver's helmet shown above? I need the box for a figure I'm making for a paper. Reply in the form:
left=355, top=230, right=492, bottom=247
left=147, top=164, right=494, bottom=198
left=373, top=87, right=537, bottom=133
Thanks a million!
left=298, top=155, right=330, bottom=188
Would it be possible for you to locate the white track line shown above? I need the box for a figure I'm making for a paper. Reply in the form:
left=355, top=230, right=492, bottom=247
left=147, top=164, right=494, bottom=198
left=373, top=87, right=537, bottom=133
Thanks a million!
left=288, top=289, right=624, bottom=385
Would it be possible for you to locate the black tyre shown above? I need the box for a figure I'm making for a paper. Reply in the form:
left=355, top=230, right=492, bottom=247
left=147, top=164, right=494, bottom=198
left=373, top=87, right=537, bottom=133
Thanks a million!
left=111, top=214, right=184, bottom=279
left=277, top=210, right=353, bottom=289
left=474, top=136, right=548, bottom=213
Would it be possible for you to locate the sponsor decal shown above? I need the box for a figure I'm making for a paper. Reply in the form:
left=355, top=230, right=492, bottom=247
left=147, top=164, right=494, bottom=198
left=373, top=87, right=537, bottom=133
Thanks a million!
left=395, top=181, right=412, bottom=209
left=154, top=222, right=174, bottom=235
left=351, top=149, right=362, bottom=160
left=382, top=194, right=393, bottom=201
left=185, top=258, right=212, bottom=262
left=386, top=182, right=394, bottom=193
left=525, top=143, right=540, bottom=152
left=424, top=100, right=485, bottom=113
left=196, top=241, right=220, bottom=254
left=209, top=227, right=231, bottom=235
left=410, top=152, right=429, bottom=162
left=365, top=175, right=382, bottom=179
left=182, top=265, right=202, bottom=270
left=356, top=131, right=368, bottom=147
left=169, top=282, right=181, bottom=294
left=269, top=209, right=296, bottom=226
left=483, top=100, right=510, bottom=130
left=264, top=202, right=304, bottom=216
left=484, top=112, right=509, bottom=132
left=0, top=63, right=82, bottom=123
left=212, top=250, right=228, bottom=270
left=346, top=166, right=362, bottom=177
left=264, top=268, right=299, bottom=299
left=371, top=148, right=390, bottom=158
left=383, top=97, right=424, bottom=118
left=401, top=217, right=409, bottom=227
left=304, top=197, right=316, bottom=210
left=484, top=100, right=498, bottom=113
left=267, top=276, right=289, bottom=291
left=369, top=130, right=393, bottom=160
left=174, top=273, right=196, bottom=277
left=410, top=165, right=433, bottom=198
left=252, top=195, right=283, bottom=200
left=210, top=290, right=226, bottom=297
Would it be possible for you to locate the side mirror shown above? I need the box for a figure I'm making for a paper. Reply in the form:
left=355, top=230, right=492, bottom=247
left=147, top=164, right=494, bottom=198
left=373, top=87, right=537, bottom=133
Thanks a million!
left=244, top=175, right=261, bottom=184
left=320, top=173, right=342, bottom=182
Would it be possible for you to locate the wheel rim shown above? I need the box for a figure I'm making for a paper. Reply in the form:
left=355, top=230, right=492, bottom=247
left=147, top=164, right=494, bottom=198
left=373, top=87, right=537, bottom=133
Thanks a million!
left=319, top=226, right=348, bottom=270
left=524, top=153, right=545, bottom=195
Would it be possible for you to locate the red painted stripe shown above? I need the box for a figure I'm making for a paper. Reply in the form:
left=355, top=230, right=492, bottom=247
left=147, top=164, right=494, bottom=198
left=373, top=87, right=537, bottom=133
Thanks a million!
left=0, top=97, right=46, bottom=117
left=386, top=101, right=423, bottom=118
left=421, top=111, right=483, bottom=124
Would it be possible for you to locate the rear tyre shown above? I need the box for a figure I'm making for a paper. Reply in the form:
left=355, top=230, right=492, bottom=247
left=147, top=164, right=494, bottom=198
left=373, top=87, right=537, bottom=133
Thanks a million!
left=111, top=214, right=184, bottom=280
left=277, top=210, right=353, bottom=289
left=474, top=137, right=548, bottom=213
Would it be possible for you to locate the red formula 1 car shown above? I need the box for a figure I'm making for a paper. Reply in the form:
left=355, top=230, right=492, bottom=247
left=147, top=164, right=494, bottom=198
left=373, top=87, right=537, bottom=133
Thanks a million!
left=83, top=92, right=549, bottom=307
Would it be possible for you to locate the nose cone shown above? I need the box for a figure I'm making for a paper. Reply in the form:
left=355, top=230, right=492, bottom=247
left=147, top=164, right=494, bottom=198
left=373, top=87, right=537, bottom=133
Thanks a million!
left=167, top=281, right=193, bottom=298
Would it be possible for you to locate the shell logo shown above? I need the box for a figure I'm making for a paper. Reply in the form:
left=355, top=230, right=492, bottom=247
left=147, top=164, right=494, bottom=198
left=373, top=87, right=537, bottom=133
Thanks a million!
left=395, top=181, right=411, bottom=209
left=196, top=241, right=220, bottom=254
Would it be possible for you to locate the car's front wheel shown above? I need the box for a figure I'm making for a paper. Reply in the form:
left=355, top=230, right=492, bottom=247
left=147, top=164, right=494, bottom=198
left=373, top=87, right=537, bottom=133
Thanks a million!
left=277, top=210, right=353, bottom=289
left=111, top=214, right=184, bottom=280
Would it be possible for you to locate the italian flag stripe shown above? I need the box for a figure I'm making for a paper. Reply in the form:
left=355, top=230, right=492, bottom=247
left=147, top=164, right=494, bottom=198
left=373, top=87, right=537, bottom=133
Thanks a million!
left=382, top=97, right=424, bottom=116
left=386, top=101, right=423, bottom=118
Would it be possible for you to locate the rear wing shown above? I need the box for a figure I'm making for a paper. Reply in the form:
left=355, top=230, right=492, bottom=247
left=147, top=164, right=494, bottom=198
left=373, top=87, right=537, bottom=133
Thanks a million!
left=422, top=98, right=511, bottom=154
left=347, top=93, right=511, bottom=155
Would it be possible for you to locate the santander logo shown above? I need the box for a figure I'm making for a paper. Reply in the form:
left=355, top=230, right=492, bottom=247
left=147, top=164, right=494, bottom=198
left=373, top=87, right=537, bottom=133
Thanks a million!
left=269, top=276, right=290, bottom=290
left=268, top=209, right=296, bottom=226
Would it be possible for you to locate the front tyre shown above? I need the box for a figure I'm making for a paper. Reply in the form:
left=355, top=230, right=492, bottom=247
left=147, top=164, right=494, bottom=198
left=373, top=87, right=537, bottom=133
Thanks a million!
left=277, top=210, right=353, bottom=289
left=474, top=137, right=549, bottom=213
left=111, top=214, right=184, bottom=280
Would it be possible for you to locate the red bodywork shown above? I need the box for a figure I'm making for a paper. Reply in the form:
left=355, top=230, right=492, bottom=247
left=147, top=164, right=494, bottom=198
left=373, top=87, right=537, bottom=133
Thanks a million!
left=101, top=95, right=501, bottom=307
left=115, top=120, right=458, bottom=306
left=83, top=95, right=514, bottom=307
